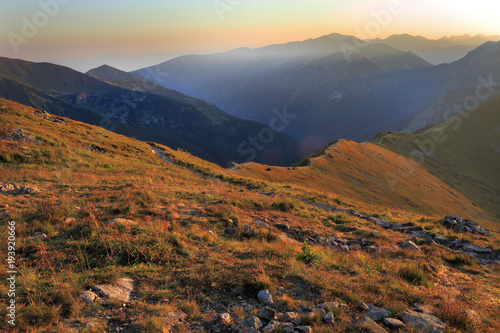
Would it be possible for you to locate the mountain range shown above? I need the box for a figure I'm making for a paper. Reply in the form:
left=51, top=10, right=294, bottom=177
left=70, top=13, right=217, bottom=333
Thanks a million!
left=0, top=57, right=300, bottom=166
left=134, top=33, right=500, bottom=153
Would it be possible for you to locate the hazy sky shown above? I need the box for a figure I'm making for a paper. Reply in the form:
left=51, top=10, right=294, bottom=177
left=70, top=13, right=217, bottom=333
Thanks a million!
left=1, top=0, right=499, bottom=70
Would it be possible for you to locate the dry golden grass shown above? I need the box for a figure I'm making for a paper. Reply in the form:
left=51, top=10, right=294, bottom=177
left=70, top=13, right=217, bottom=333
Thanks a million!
left=0, top=98, right=499, bottom=332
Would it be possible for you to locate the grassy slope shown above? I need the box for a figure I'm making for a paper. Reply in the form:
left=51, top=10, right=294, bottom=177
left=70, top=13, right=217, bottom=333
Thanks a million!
left=232, top=139, right=498, bottom=231
left=1, top=98, right=499, bottom=332
left=376, top=96, right=500, bottom=220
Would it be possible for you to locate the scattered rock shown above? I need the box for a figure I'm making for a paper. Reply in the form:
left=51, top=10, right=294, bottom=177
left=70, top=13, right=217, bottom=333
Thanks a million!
left=257, top=290, right=273, bottom=305
left=398, top=310, right=446, bottom=333
left=225, top=227, right=236, bottom=235
left=64, top=217, right=77, bottom=224
left=239, top=328, right=259, bottom=333
left=94, top=277, right=134, bottom=303
left=33, top=232, right=47, bottom=239
left=365, top=304, right=390, bottom=321
left=356, top=316, right=389, bottom=333
left=433, top=234, right=449, bottom=243
left=80, top=290, right=100, bottom=303
left=258, top=306, right=276, bottom=321
left=461, top=243, right=493, bottom=254
left=383, top=317, right=406, bottom=329
left=296, top=326, right=313, bottom=333
left=411, top=231, right=433, bottom=242
left=274, top=223, right=290, bottom=232
left=324, top=312, right=334, bottom=325
left=281, top=312, right=300, bottom=323
left=441, top=215, right=493, bottom=238
left=0, top=128, right=40, bottom=143
left=261, top=320, right=280, bottom=332
left=163, top=311, right=188, bottom=330
left=105, top=218, right=137, bottom=227
left=399, top=241, right=421, bottom=251
left=358, top=302, right=370, bottom=311
left=460, top=309, right=481, bottom=323
left=243, top=224, right=253, bottom=236
left=317, top=301, right=339, bottom=310
left=243, top=315, right=263, bottom=330
left=0, top=183, right=40, bottom=194
left=218, top=312, right=232, bottom=325
left=412, top=303, right=433, bottom=314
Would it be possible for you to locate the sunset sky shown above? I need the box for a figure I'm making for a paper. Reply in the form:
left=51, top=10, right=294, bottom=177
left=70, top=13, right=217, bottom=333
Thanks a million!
left=1, top=0, right=500, bottom=70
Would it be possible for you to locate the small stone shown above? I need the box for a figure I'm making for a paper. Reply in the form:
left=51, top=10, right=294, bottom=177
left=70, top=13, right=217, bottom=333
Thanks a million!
left=400, top=241, right=421, bottom=251
left=412, top=303, right=432, bottom=314
left=94, top=277, right=134, bottom=303
left=461, top=243, right=493, bottom=253
left=383, top=317, right=406, bottom=328
left=365, top=304, right=390, bottom=321
left=357, top=302, right=370, bottom=311
left=434, top=234, right=449, bottom=243
left=243, top=316, right=263, bottom=330
left=106, top=218, right=137, bottom=226
left=324, top=312, right=334, bottom=325
left=257, top=290, right=273, bottom=305
left=365, top=245, right=379, bottom=253
left=163, top=311, right=188, bottom=328
left=258, top=306, right=276, bottom=321
left=243, top=224, right=253, bottom=235
left=64, top=217, right=77, bottom=224
left=219, top=312, right=232, bottom=325
left=80, top=291, right=99, bottom=303
left=317, top=301, right=339, bottom=310
left=398, top=310, right=446, bottom=333
left=281, top=311, right=300, bottom=323
left=308, top=308, right=325, bottom=317
left=33, top=232, right=47, bottom=239
left=261, top=320, right=280, bottom=332
left=356, top=316, right=389, bottom=333
left=225, top=227, right=236, bottom=235
left=341, top=245, right=350, bottom=252
left=296, top=326, right=313, bottom=333
left=460, top=309, right=481, bottom=323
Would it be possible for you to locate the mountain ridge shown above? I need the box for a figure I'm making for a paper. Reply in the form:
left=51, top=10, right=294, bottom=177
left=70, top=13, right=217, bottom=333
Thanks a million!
left=0, top=57, right=300, bottom=166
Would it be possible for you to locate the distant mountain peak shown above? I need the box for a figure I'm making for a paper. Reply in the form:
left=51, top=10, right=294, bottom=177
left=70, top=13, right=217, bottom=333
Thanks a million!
left=86, top=64, right=140, bottom=80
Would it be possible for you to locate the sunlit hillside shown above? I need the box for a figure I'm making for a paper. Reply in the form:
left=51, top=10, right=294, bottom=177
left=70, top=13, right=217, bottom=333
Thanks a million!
left=1, top=98, right=500, bottom=332
left=377, top=96, right=500, bottom=221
